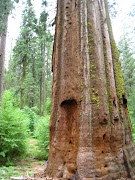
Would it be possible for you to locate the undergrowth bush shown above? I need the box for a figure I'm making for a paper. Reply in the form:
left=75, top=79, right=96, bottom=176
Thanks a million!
left=0, top=90, right=28, bottom=165
left=45, top=98, right=51, bottom=115
left=127, top=88, right=135, bottom=142
left=34, top=115, right=50, bottom=160
left=0, top=90, right=51, bottom=163
left=22, top=106, right=38, bottom=136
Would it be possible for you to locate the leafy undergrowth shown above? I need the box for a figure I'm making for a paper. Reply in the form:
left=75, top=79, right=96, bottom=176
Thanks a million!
left=0, top=138, right=47, bottom=180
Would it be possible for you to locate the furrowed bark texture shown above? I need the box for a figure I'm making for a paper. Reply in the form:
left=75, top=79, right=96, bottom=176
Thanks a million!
left=46, top=0, right=135, bottom=179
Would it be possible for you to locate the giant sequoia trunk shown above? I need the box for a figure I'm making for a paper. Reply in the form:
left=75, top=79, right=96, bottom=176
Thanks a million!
left=46, top=0, right=135, bottom=179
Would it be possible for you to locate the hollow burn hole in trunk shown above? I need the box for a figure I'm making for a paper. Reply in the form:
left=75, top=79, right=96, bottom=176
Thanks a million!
left=113, top=99, right=116, bottom=107
left=114, top=115, right=119, bottom=122
left=122, top=95, right=127, bottom=107
left=61, top=99, right=77, bottom=107
left=103, top=134, right=106, bottom=139
left=100, top=118, right=108, bottom=125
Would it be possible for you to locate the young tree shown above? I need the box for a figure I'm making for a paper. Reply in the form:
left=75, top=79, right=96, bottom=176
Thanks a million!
left=46, top=0, right=135, bottom=179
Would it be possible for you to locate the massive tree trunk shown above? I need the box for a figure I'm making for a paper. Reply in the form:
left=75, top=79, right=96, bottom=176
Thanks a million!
left=46, top=0, right=135, bottom=179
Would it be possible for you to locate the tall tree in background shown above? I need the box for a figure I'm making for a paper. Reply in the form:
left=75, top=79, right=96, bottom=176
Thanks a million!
left=34, top=9, right=53, bottom=116
left=118, top=34, right=135, bottom=96
left=118, top=33, right=135, bottom=139
left=46, top=0, right=135, bottom=179
left=6, top=0, right=53, bottom=113
left=0, top=21, right=8, bottom=102
left=0, top=0, right=18, bottom=102
left=12, top=0, right=37, bottom=109
left=37, top=3, right=49, bottom=115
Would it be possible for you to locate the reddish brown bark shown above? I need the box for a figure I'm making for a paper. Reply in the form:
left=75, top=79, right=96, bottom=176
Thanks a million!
left=46, top=0, right=135, bottom=179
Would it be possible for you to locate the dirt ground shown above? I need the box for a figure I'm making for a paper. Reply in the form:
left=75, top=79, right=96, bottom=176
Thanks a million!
left=0, top=139, right=48, bottom=180
left=15, top=159, right=47, bottom=179
left=15, top=139, right=48, bottom=179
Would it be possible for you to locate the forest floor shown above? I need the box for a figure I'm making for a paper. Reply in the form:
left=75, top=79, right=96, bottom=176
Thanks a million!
left=0, top=139, right=47, bottom=180
left=0, top=140, right=132, bottom=180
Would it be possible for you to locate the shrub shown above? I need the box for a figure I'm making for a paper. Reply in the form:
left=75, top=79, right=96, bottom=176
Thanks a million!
left=34, top=115, right=50, bottom=160
left=45, top=98, right=51, bottom=115
left=127, top=87, right=135, bottom=142
left=0, top=90, right=28, bottom=164
left=22, top=106, right=39, bottom=136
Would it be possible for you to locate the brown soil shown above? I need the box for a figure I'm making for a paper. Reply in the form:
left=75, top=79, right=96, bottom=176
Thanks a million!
left=16, top=159, right=47, bottom=177
left=11, top=139, right=48, bottom=180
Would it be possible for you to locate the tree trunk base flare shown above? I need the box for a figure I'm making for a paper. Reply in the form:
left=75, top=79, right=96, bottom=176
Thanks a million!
left=46, top=0, right=135, bottom=179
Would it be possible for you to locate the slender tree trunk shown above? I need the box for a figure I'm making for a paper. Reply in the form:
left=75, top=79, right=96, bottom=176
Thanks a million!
left=43, top=64, right=46, bottom=115
left=46, top=0, right=135, bottom=179
left=20, top=56, right=27, bottom=109
left=43, top=43, right=46, bottom=115
left=7, top=40, right=13, bottom=89
left=0, top=16, right=8, bottom=103
left=46, top=57, right=49, bottom=100
left=31, top=53, right=35, bottom=108
left=40, top=73, right=42, bottom=116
